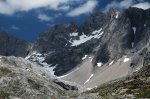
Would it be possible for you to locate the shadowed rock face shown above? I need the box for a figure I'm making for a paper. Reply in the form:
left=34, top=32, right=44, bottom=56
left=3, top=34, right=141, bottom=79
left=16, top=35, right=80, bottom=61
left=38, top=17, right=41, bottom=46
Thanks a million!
left=0, top=32, right=32, bottom=57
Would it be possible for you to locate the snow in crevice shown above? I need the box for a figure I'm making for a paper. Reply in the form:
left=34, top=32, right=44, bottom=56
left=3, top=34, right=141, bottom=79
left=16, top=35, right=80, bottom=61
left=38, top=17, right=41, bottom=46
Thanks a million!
left=132, top=27, right=136, bottom=34
left=25, top=52, right=56, bottom=75
left=132, top=42, right=134, bottom=47
left=115, top=11, right=120, bottom=19
left=70, top=28, right=103, bottom=46
left=84, top=74, right=94, bottom=84
left=97, top=62, right=103, bottom=67
left=82, top=55, right=88, bottom=60
left=109, top=61, right=114, bottom=65
left=65, top=44, right=67, bottom=46
left=124, top=56, right=130, bottom=62
left=90, top=58, right=93, bottom=62
left=92, top=28, right=102, bottom=34
left=144, top=23, right=146, bottom=27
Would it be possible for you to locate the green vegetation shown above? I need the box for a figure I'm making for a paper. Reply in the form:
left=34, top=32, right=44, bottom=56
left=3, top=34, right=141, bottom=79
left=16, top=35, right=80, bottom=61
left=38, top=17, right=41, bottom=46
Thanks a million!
left=0, top=67, right=12, bottom=77
left=0, top=91, right=13, bottom=99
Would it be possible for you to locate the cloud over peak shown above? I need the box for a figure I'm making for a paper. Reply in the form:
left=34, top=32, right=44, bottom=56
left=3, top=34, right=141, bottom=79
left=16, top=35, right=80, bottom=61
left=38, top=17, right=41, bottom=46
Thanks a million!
left=132, top=2, right=150, bottom=10
left=38, top=14, right=52, bottom=22
left=103, top=0, right=133, bottom=12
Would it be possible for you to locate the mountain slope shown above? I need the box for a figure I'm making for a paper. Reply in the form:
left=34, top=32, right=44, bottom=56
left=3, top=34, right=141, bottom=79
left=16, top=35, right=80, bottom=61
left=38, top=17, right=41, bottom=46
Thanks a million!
left=0, top=32, right=32, bottom=57
left=0, top=55, right=79, bottom=99
left=72, top=65, right=150, bottom=99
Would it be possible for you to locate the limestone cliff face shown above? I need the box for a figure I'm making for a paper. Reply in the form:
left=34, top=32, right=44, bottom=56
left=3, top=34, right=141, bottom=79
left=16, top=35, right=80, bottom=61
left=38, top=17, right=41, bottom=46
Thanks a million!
left=93, top=7, right=150, bottom=66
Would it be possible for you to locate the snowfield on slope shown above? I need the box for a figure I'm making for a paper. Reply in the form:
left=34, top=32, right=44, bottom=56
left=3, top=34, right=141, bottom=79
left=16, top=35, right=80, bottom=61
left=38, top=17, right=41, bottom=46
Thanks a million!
left=69, top=28, right=103, bottom=46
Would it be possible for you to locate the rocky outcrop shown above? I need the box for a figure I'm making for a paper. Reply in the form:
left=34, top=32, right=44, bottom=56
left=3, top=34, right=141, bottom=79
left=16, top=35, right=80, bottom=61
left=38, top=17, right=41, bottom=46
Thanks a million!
left=0, top=32, right=32, bottom=57
left=53, top=79, right=78, bottom=91
left=0, top=55, right=77, bottom=99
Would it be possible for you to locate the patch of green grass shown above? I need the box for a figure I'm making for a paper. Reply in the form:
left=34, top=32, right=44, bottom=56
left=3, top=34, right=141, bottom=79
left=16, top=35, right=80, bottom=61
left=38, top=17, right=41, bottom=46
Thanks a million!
left=135, top=86, right=150, bottom=98
left=0, top=67, right=12, bottom=77
left=0, top=91, right=13, bottom=99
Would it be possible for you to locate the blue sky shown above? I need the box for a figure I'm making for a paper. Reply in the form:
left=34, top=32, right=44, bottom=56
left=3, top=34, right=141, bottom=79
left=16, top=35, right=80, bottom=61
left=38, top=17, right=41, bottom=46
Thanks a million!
left=0, top=0, right=150, bottom=42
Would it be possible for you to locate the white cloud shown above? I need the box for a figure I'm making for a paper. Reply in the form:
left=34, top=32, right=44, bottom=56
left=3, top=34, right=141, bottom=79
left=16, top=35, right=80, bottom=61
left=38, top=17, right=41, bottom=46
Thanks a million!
left=59, top=5, right=70, bottom=11
left=10, top=25, right=19, bottom=30
left=38, top=14, right=52, bottom=21
left=0, top=0, right=69, bottom=15
left=132, top=2, right=150, bottom=10
left=103, top=0, right=133, bottom=12
left=67, top=0, right=98, bottom=17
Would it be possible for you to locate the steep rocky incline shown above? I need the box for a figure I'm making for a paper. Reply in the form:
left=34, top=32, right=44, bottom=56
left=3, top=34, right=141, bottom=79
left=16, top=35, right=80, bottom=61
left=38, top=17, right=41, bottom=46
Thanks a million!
left=0, top=55, right=79, bottom=99
left=0, top=32, right=32, bottom=57
left=93, top=7, right=150, bottom=66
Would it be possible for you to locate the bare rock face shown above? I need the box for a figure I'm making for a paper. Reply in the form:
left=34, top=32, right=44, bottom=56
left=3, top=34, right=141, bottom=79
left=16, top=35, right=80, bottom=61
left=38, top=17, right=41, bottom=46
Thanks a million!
left=29, top=12, right=110, bottom=76
left=93, top=7, right=150, bottom=66
left=0, top=32, right=32, bottom=57
left=0, top=56, right=77, bottom=99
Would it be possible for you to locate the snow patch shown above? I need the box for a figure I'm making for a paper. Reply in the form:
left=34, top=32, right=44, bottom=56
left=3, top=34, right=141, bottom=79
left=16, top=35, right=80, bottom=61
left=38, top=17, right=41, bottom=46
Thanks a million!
left=65, top=44, right=68, bottom=46
left=90, top=58, right=93, bottom=62
left=124, top=56, right=130, bottom=62
left=82, top=55, right=88, bottom=60
left=144, top=23, right=146, bottom=27
left=25, top=53, right=56, bottom=75
left=109, top=61, right=114, bottom=65
left=132, top=27, right=136, bottom=34
left=44, top=64, right=57, bottom=75
left=70, top=28, right=103, bottom=46
left=70, top=32, right=78, bottom=36
left=132, top=42, right=134, bottom=47
left=97, top=62, right=103, bottom=67
left=84, top=74, right=94, bottom=84
left=115, top=14, right=119, bottom=18
left=92, top=28, right=102, bottom=34
left=87, top=88, right=92, bottom=90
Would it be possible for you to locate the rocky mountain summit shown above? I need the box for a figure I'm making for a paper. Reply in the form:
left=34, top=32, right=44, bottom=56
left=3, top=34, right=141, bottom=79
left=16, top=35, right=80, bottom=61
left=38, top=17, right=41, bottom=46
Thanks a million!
left=0, top=32, right=31, bottom=57
left=0, top=7, right=150, bottom=99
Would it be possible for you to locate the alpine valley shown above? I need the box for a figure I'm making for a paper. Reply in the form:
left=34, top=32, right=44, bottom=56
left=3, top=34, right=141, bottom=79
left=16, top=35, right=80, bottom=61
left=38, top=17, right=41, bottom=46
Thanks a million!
left=0, top=7, right=150, bottom=99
